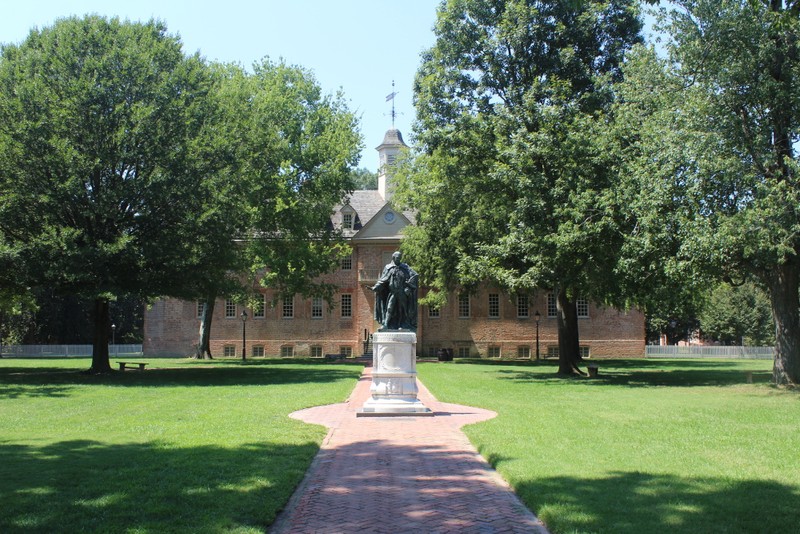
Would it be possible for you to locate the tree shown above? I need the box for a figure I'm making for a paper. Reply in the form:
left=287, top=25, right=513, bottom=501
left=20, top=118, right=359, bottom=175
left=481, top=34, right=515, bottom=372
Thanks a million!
left=191, top=60, right=361, bottom=358
left=396, top=0, right=642, bottom=374
left=0, top=16, right=225, bottom=372
left=699, top=282, right=775, bottom=346
left=620, top=1, right=800, bottom=385
left=351, top=167, right=378, bottom=190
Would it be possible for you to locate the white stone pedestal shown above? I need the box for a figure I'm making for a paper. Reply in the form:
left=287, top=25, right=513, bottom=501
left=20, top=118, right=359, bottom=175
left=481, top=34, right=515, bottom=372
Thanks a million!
left=357, top=331, right=432, bottom=417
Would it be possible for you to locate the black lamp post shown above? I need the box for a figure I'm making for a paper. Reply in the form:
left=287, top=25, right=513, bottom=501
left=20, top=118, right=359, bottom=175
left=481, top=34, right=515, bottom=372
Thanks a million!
left=240, top=310, right=248, bottom=360
left=111, top=323, right=116, bottom=356
left=534, top=310, right=541, bottom=361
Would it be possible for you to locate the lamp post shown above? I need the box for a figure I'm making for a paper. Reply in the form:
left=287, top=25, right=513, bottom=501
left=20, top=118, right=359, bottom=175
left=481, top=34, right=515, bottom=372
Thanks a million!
left=241, top=310, right=248, bottom=360
left=534, top=310, right=541, bottom=361
left=111, top=323, right=116, bottom=356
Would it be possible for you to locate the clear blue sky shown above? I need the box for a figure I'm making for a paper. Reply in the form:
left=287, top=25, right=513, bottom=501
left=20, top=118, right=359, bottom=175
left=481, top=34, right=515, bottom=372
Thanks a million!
left=0, top=0, right=439, bottom=170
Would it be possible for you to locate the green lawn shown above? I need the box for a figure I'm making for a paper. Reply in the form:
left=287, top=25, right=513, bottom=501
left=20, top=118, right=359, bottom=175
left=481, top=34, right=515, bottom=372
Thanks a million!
left=0, top=358, right=362, bottom=533
left=418, top=358, right=800, bottom=534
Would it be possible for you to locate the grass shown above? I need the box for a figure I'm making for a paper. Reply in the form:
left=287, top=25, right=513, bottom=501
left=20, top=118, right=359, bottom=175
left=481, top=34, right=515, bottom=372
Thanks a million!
left=0, top=357, right=363, bottom=533
left=417, top=358, right=800, bottom=534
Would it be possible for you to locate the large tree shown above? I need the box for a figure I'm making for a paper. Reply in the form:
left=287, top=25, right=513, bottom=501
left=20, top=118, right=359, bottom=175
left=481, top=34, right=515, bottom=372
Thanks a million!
left=397, top=0, right=642, bottom=374
left=192, top=60, right=360, bottom=359
left=620, top=1, right=800, bottom=384
left=0, top=16, right=225, bottom=372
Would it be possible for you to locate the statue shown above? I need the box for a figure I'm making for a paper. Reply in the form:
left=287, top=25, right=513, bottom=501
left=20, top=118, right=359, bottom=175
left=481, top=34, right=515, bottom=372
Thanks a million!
left=370, top=251, right=418, bottom=331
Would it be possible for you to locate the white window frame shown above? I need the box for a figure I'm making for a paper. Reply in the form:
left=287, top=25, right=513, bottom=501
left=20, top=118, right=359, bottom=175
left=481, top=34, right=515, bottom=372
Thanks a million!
left=341, top=294, right=353, bottom=318
left=458, top=293, right=470, bottom=318
left=517, top=294, right=529, bottom=318
left=488, top=346, right=501, bottom=358
left=223, top=345, right=236, bottom=357
left=342, top=212, right=354, bottom=230
left=428, top=306, right=440, bottom=318
left=547, top=293, right=557, bottom=318
left=311, top=297, right=323, bottom=319
left=577, top=298, right=589, bottom=318
left=252, top=345, right=264, bottom=357
left=253, top=294, right=266, bottom=319
left=282, top=297, right=294, bottom=319
left=488, top=293, right=500, bottom=318
left=280, top=345, right=294, bottom=358
left=225, top=299, right=236, bottom=319
left=341, top=253, right=353, bottom=270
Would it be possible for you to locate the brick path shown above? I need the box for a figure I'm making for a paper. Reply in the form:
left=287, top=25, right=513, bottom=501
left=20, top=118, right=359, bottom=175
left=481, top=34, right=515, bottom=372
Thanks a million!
left=270, top=367, right=549, bottom=534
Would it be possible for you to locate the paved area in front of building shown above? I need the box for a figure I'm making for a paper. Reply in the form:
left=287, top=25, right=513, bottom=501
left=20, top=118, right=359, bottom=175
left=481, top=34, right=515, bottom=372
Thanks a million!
left=270, top=367, right=549, bottom=533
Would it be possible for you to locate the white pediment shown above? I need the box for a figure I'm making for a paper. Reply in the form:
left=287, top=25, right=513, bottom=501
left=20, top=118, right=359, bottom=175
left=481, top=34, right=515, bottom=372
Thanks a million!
left=353, top=203, right=410, bottom=240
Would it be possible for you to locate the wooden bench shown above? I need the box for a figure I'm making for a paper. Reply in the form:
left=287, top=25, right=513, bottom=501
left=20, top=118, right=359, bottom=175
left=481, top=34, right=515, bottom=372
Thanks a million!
left=117, top=361, right=148, bottom=371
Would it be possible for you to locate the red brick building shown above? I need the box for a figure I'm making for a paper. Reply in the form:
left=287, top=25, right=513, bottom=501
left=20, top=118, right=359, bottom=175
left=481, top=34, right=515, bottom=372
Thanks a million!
left=143, top=129, right=645, bottom=358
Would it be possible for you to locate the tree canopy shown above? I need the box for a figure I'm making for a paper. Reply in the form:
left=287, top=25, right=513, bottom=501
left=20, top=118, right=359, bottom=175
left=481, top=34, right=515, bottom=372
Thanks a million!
left=397, top=0, right=642, bottom=374
left=616, top=0, right=800, bottom=384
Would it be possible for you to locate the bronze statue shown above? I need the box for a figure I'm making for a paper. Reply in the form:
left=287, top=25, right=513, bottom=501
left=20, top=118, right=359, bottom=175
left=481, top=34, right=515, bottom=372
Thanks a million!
left=370, top=251, right=418, bottom=331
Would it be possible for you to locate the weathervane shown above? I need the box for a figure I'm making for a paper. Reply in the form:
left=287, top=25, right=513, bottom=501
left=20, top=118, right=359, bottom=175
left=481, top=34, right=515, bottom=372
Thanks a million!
left=385, top=80, right=401, bottom=128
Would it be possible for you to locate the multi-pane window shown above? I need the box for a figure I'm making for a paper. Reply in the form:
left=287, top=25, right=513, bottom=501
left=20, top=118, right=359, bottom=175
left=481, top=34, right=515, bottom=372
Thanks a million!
left=311, top=297, right=324, bottom=319
left=547, top=293, right=557, bottom=318
left=517, top=346, right=531, bottom=359
left=282, top=297, right=294, bottom=318
left=428, top=347, right=439, bottom=358
left=196, top=301, right=204, bottom=319
left=252, top=345, right=264, bottom=357
left=577, top=298, right=589, bottom=318
left=488, top=346, right=501, bottom=358
left=458, top=293, right=470, bottom=318
left=428, top=306, right=440, bottom=318
left=339, top=346, right=352, bottom=358
left=223, top=345, right=236, bottom=357
left=341, top=294, right=353, bottom=318
left=253, top=294, right=266, bottom=318
left=225, top=299, right=236, bottom=318
left=547, top=346, right=559, bottom=358
left=281, top=345, right=294, bottom=358
left=342, top=212, right=353, bottom=230
left=458, top=347, right=471, bottom=358
left=488, top=293, right=500, bottom=318
left=580, top=346, right=591, bottom=359
left=341, top=254, right=352, bottom=270
left=310, top=345, right=323, bottom=358
left=517, top=295, right=529, bottom=318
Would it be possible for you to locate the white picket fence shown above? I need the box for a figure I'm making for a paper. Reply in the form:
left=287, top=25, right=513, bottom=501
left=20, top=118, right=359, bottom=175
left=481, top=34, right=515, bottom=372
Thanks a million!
left=0, top=344, right=143, bottom=357
left=646, top=345, right=774, bottom=360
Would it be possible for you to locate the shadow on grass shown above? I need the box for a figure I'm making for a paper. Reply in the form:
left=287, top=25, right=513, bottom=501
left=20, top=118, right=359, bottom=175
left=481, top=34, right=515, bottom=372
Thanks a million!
left=444, top=358, right=775, bottom=388
left=0, top=361, right=363, bottom=399
left=514, top=470, right=800, bottom=534
left=0, top=439, right=317, bottom=533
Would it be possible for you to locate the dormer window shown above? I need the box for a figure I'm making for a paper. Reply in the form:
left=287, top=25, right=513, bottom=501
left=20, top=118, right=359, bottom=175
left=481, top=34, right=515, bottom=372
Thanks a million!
left=343, top=212, right=353, bottom=230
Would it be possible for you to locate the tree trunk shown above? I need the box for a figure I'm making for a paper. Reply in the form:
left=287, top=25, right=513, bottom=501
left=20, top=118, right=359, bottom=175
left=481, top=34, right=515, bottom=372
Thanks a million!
left=768, top=263, right=800, bottom=386
left=556, top=288, right=584, bottom=376
left=88, top=298, right=112, bottom=374
left=195, top=292, right=216, bottom=359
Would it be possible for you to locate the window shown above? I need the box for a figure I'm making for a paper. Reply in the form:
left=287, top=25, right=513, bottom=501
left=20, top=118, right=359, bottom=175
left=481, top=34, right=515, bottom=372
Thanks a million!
left=252, top=345, right=264, bottom=357
left=488, top=293, right=500, bottom=318
left=547, top=346, right=559, bottom=359
left=580, top=346, right=591, bottom=359
left=311, top=297, right=323, bottom=319
left=281, top=345, right=294, bottom=358
left=282, top=297, right=294, bottom=318
left=577, top=298, right=589, bottom=318
left=428, top=306, right=440, bottom=318
left=341, top=294, right=352, bottom=318
left=342, top=212, right=353, bottom=230
left=458, top=293, right=470, bottom=318
left=458, top=347, right=471, bottom=358
left=196, top=301, right=204, bottom=319
left=488, top=346, right=501, bottom=358
left=223, top=345, right=236, bottom=357
left=341, top=254, right=352, bottom=270
left=310, top=345, right=323, bottom=358
left=339, top=346, right=352, bottom=358
left=517, top=295, right=529, bottom=318
left=517, top=346, right=531, bottom=359
left=547, top=293, right=557, bottom=318
left=427, top=347, right=439, bottom=358
left=225, top=299, right=236, bottom=318
left=253, top=294, right=266, bottom=318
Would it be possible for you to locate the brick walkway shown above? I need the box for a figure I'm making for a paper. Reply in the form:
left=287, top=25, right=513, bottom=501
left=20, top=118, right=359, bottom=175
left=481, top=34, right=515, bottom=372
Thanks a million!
left=270, top=367, right=549, bottom=534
